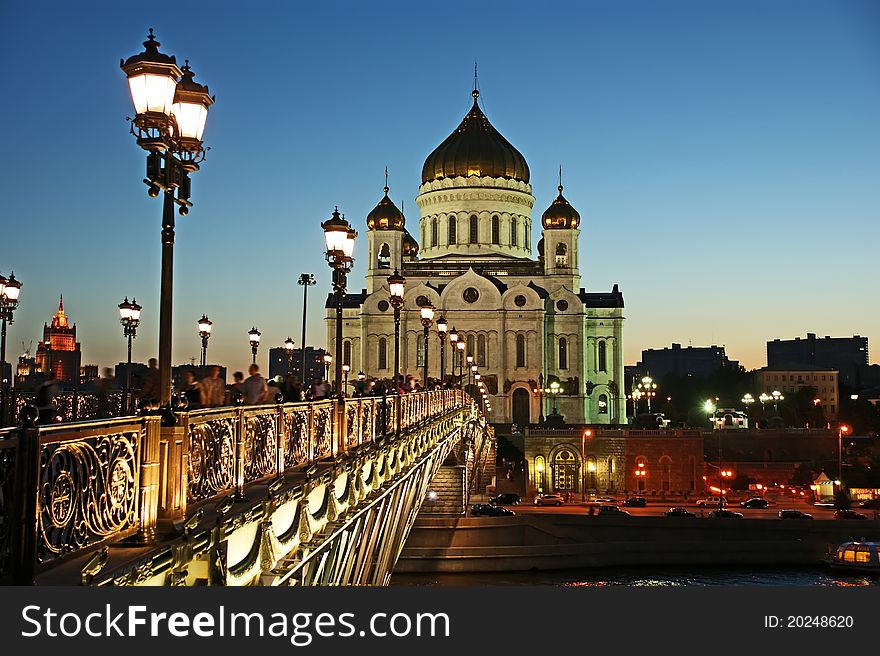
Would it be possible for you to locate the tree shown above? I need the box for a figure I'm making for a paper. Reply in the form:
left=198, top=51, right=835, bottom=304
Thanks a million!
left=834, top=488, right=851, bottom=510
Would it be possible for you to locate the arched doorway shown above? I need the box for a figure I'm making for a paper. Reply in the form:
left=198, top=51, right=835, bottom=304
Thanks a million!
left=512, top=388, right=530, bottom=427
left=553, top=449, right=577, bottom=492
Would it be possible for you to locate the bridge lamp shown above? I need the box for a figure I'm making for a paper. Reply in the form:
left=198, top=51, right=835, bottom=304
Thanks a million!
left=248, top=327, right=261, bottom=364
left=323, top=209, right=357, bottom=402
left=284, top=336, right=295, bottom=375
left=387, top=269, right=406, bottom=393
left=420, top=305, right=434, bottom=387
left=118, top=296, right=142, bottom=415
left=436, top=314, right=448, bottom=381
left=197, top=314, right=213, bottom=366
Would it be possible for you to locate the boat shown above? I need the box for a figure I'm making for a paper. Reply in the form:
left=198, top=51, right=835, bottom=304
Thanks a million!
left=826, top=541, right=880, bottom=574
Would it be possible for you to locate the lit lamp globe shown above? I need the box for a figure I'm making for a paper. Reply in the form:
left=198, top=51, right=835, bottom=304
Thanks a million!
left=170, top=62, right=214, bottom=151
left=420, top=306, right=435, bottom=324
left=248, top=327, right=261, bottom=348
left=198, top=314, right=213, bottom=337
left=120, top=30, right=181, bottom=121
left=1, top=273, right=22, bottom=305
left=322, top=209, right=357, bottom=260
left=118, top=297, right=134, bottom=323
left=436, top=315, right=448, bottom=336
left=387, top=270, right=406, bottom=302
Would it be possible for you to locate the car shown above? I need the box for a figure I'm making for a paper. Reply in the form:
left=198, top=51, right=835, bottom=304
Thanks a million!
left=622, top=497, right=647, bottom=507
left=708, top=509, right=743, bottom=519
left=778, top=509, right=813, bottom=519
left=665, top=507, right=696, bottom=517
left=597, top=504, right=630, bottom=516
left=488, top=493, right=521, bottom=506
left=534, top=493, right=564, bottom=506
left=592, top=496, right=617, bottom=503
left=740, top=498, right=770, bottom=509
left=470, top=503, right=515, bottom=517
left=695, top=496, right=727, bottom=508
left=833, top=509, right=868, bottom=520
left=859, top=498, right=880, bottom=509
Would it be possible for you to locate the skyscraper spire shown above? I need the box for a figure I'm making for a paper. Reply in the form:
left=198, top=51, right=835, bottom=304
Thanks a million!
left=472, top=61, right=479, bottom=101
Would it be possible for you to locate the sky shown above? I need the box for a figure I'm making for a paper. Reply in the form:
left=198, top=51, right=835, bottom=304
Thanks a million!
left=1, top=0, right=878, bottom=375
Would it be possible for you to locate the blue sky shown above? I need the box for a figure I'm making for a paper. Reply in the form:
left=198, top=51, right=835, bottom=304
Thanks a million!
left=1, top=0, right=878, bottom=374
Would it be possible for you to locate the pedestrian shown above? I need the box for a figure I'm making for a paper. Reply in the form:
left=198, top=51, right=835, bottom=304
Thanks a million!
left=226, top=371, right=245, bottom=404
left=241, top=364, right=268, bottom=405
left=35, top=371, right=61, bottom=425
left=200, top=366, right=226, bottom=407
left=139, top=357, right=160, bottom=403
left=179, top=370, right=201, bottom=409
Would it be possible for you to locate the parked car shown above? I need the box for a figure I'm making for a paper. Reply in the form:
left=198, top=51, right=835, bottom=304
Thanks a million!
left=597, top=504, right=630, bottom=516
left=470, top=503, right=515, bottom=517
left=534, top=493, right=565, bottom=506
left=833, top=509, right=868, bottom=520
left=696, top=496, right=728, bottom=508
left=622, top=497, right=647, bottom=507
left=859, top=498, right=880, bottom=509
left=592, top=496, right=617, bottom=503
left=708, top=509, right=743, bottom=519
left=740, top=498, right=770, bottom=509
left=489, top=493, right=521, bottom=506
left=665, top=507, right=696, bottom=517
left=778, top=509, right=812, bottom=519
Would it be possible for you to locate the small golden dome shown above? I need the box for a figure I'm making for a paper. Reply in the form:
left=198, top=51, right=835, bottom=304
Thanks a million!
left=402, top=230, right=419, bottom=257
left=366, top=187, right=405, bottom=231
left=541, top=185, right=580, bottom=230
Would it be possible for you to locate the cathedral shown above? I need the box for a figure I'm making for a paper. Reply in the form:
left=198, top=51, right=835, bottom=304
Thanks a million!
left=326, top=86, right=626, bottom=426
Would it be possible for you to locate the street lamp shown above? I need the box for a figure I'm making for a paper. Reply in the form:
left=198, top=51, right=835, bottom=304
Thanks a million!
left=323, top=208, right=357, bottom=402
left=771, top=389, right=784, bottom=416
left=118, top=297, right=142, bottom=415
left=548, top=381, right=562, bottom=415
left=342, top=363, right=351, bottom=397
left=284, top=336, right=295, bottom=375
left=121, top=31, right=214, bottom=422
left=248, top=327, right=261, bottom=364
left=741, top=393, right=754, bottom=412
left=197, top=314, right=212, bottom=366
left=581, top=429, right=593, bottom=502
left=534, top=373, right=545, bottom=424
left=420, top=305, right=434, bottom=388
left=296, top=273, right=316, bottom=384
left=637, top=376, right=658, bottom=413
left=323, top=353, right=332, bottom=381
left=758, top=392, right=771, bottom=414
left=0, top=272, right=22, bottom=426
left=465, top=353, right=474, bottom=393
left=630, top=388, right=643, bottom=416
left=436, top=315, right=448, bottom=383
left=838, top=424, right=851, bottom=494
left=455, top=341, right=465, bottom=391
left=387, top=269, right=406, bottom=393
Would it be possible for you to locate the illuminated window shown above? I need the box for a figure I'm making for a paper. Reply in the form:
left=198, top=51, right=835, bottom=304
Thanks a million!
left=555, top=242, right=568, bottom=266
left=559, top=338, right=568, bottom=370
left=343, top=340, right=351, bottom=366
left=856, top=545, right=871, bottom=563
left=598, top=340, right=607, bottom=372
left=598, top=393, right=608, bottom=414
left=491, top=215, right=500, bottom=244
left=378, top=338, right=387, bottom=370
left=469, top=215, right=478, bottom=244
left=447, top=215, right=457, bottom=245
left=516, top=334, right=526, bottom=367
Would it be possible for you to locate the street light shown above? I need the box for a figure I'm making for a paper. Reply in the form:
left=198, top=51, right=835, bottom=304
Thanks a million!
left=0, top=272, right=22, bottom=426
left=121, top=31, right=214, bottom=423
left=771, top=389, right=784, bottom=416
left=581, top=429, right=593, bottom=502
left=197, top=314, right=212, bottom=366
left=758, top=392, right=771, bottom=414
left=284, top=336, right=295, bottom=375
left=436, top=315, right=448, bottom=383
left=387, top=269, right=406, bottom=393
left=420, top=305, right=434, bottom=388
left=248, top=327, right=261, bottom=364
left=323, top=353, right=332, bottom=381
left=548, top=381, right=562, bottom=415
left=455, top=341, right=465, bottom=391
left=838, top=424, right=851, bottom=494
left=118, top=297, right=142, bottom=415
left=323, top=208, right=357, bottom=402
left=630, top=388, right=643, bottom=416
left=342, top=363, right=351, bottom=397
left=296, top=273, right=316, bottom=384
left=741, top=393, right=754, bottom=413
left=637, top=376, right=658, bottom=413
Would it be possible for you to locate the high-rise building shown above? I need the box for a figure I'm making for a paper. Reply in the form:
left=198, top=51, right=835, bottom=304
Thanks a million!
left=767, top=333, right=868, bottom=387
left=35, top=296, right=82, bottom=386
left=268, top=346, right=327, bottom=383
left=634, top=343, right=738, bottom=379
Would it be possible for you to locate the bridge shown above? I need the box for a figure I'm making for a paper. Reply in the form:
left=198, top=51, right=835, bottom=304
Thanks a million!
left=0, top=390, right=490, bottom=586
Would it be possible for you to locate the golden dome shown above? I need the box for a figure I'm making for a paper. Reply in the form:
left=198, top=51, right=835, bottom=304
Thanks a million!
left=402, top=230, right=419, bottom=257
left=421, top=89, right=529, bottom=184
left=366, top=187, right=405, bottom=231
left=541, top=185, right=580, bottom=229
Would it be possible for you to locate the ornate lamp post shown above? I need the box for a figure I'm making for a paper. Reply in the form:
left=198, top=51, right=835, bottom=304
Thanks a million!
left=297, top=273, right=316, bottom=384
left=758, top=392, right=770, bottom=414
left=197, top=314, right=212, bottom=366
left=449, top=326, right=459, bottom=388
left=637, top=376, right=657, bottom=413
left=248, top=327, right=261, bottom=364
left=284, top=336, right=295, bottom=375
left=581, top=429, right=593, bottom=502
left=121, top=31, right=214, bottom=422
left=357, top=370, right=365, bottom=397
left=420, top=305, right=434, bottom=388
left=838, top=424, right=851, bottom=494
left=118, top=297, right=142, bottom=415
left=455, top=341, right=465, bottom=391
left=465, top=354, right=474, bottom=394
left=0, top=272, right=22, bottom=426
left=436, top=315, right=448, bottom=383
left=534, top=373, right=545, bottom=424
left=342, top=363, right=350, bottom=397
left=323, top=209, right=357, bottom=402
left=387, top=269, right=406, bottom=393
left=771, top=390, right=784, bottom=416
left=547, top=381, right=562, bottom=415
left=323, top=354, right=332, bottom=381
left=741, top=393, right=754, bottom=426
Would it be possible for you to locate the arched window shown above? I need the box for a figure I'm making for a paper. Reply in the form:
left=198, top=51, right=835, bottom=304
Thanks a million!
left=469, top=215, right=478, bottom=244
left=431, top=217, right=438, bottom=247
left=378, top=337, right=387, bottom=370
left=466, top=334, right=475, bottom=361
left=598, top=393, right=608, bottom=414
left=559, top=337, right=568, bottom=370
left=555, top=242, right=568, bottom=266
left=515, top=334, right=526, bottom=367
left=510, top=216, right=518, bottom=247
left=343, top=340, right=351, bottom=366
left=477, top=334, right=487, bottom=366
left=378, top=243, right=390, bottom=269
left=598, top=340, right=607, bottom=372
left=447, top=215, right=456, bottom=245
left=491, top=215, right=500, bottom=244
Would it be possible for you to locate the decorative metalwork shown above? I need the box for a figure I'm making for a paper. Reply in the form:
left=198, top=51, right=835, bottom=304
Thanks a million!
left=283, top=407, right=309, bottom=468
left=188, top=416, right=236, bottom=502
left=0, top=438, right=16, bottom=579
left=243, top=412, right=277, bottom=482
left=37, top=429, right=141, bottom=562
left=313, top=404, right=333, bottom=460
left=12, top=391, right=125, bottom=424
left=346, top=402, right=359, bottom=448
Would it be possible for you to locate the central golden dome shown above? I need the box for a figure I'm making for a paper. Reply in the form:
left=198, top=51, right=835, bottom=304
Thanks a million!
left=421, top=89, right=530, bottom=184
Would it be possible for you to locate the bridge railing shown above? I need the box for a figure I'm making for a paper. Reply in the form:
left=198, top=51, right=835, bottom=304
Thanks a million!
left=0, top=389, right=471, bottom=584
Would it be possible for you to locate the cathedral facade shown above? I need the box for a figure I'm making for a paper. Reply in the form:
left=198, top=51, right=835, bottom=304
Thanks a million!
left=326, top=88, right=626, bottom=426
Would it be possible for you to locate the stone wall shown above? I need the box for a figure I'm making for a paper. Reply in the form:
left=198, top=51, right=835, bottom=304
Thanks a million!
left=421, top=465, right=467, bottom=514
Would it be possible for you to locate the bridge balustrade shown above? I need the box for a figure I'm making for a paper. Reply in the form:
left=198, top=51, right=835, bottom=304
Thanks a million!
left=0, top=390, right=470, bottom=584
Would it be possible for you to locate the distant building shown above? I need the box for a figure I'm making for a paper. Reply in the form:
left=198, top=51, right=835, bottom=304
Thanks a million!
left=114, top=362, right=150, bottom=391
left=634, top=343, right=738, bottom=379
left=15, top=352, right=37, bottom=389
left=1, top=361, right=10, bottom=388
left=754, top=364, right=839, bottom=420
left=767, top=333, right=868, bottom=388
left=268, top=346, right=328, bottom=383
left=35, top=296, right=82, bottom=386
left=80, top=364, right=99, bottom=385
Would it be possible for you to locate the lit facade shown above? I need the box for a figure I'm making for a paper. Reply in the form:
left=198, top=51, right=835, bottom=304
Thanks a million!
left=35, top=296, right=82, bottom=385
left=755, top=365, right=839, bottom=420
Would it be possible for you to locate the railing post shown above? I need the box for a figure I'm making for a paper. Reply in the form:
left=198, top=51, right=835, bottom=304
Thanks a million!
left=307, top=402, right=315, bottom=464
left=335, top=399, right=346, bottom=456
left=157, top=412, right=188, bottom=533
left=275, top=402, right=286, bottom=478
left=13, top=407, right=40, bottom=585
left=232, top=404, right=247, bottom=502
left=135, top=414, right=161, bottom=543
